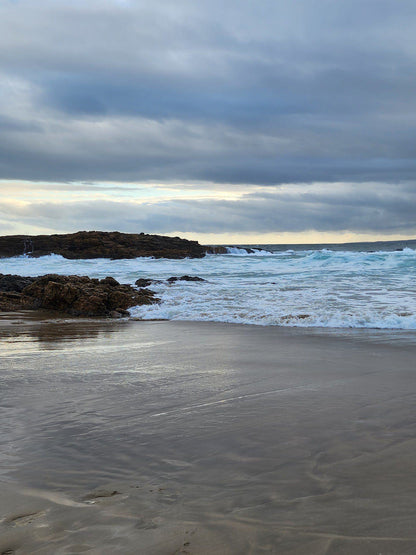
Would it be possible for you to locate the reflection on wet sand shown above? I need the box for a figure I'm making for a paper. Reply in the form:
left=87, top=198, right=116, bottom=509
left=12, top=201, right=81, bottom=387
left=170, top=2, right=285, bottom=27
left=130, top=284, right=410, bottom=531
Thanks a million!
left=1, top=318, right=416, bottom=554
left=0, top=311, right=125, bottom=350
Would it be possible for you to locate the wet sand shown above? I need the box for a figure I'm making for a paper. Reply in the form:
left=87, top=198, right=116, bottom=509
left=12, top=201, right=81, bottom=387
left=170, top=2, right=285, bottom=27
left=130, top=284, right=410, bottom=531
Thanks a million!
left=1, top=314, right=416, bottom=554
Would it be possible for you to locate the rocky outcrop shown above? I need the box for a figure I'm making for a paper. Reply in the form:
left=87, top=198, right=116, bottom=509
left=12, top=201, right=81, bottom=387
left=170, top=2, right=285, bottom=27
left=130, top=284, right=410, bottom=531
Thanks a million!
left=167, top=275, right=206, bottom=283
left=204, top=245, right=228, bottom=254
left=135, top=278, right=159, bottom=288
left=0, top=291, right=25, bottom=312
left=134, top=275, right=206, bottom=288
left=0, top=231, right=206, bottom=259
left=0, top=274, right=158, bottom=317
left=0, top=274, right=36, bottom=292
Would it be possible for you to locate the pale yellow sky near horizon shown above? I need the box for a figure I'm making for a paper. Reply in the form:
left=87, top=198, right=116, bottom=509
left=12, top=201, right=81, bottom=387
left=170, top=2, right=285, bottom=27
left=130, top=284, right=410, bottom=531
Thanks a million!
left=176, top=230, right=416, bottom=246
left=1, top=179, right=415, bottom=245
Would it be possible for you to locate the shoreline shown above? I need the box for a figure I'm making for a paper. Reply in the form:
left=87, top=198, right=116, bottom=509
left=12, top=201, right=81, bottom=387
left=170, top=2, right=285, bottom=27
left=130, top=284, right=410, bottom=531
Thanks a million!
left=2, top=244, right=416, bottom=330
left=2, top=317, right=416, bottom=553
left=2, top=309, right=416, bottom=345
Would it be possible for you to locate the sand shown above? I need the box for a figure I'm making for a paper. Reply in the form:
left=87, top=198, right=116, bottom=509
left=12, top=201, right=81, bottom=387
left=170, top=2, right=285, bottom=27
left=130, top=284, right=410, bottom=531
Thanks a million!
left=1, top=313, right=416, bottom=554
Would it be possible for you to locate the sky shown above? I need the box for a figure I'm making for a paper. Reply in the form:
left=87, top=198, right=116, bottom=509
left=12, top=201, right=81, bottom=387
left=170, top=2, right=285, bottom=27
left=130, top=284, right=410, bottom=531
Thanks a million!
left=0, top=0, right=415, bottom=244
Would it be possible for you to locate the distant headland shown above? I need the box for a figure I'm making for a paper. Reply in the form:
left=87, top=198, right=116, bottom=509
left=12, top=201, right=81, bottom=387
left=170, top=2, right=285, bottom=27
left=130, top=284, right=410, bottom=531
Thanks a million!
left=0, top=230, right=227, bottom=259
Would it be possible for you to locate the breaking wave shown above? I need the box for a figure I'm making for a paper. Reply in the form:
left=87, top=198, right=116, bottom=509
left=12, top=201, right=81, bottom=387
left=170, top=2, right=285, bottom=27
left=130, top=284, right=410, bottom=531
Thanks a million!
left=2, top=244, right=416, bottom=330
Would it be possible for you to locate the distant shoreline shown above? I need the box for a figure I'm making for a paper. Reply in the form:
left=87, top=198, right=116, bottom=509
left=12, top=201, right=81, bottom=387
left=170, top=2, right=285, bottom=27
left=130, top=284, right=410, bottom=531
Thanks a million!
left=1, top=231, right=415, bottom=261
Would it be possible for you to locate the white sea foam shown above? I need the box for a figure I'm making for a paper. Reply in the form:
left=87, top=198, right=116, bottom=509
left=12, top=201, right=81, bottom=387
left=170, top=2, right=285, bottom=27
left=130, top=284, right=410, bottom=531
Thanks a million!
left=2, top=247, right=416, bottom=330
left=224, top=246, right=273, bottom=255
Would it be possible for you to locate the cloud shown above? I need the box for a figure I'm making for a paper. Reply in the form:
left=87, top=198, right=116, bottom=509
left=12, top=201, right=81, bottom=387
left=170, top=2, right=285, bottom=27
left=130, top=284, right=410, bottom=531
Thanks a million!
left=1, top=182, right=415, bottom=236
left=0, top=0, right=415, bottom=186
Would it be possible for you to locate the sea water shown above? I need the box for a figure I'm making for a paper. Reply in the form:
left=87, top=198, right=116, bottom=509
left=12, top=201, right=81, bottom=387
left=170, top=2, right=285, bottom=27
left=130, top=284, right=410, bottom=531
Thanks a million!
left=1, top=240, right=416, bottom=329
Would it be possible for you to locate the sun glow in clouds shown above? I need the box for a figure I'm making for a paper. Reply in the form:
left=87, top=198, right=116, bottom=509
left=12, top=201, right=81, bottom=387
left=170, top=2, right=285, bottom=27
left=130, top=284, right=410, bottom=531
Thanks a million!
left=1, top=179, right=415, bottom=243
left=0, top=1, right=415, bottom=242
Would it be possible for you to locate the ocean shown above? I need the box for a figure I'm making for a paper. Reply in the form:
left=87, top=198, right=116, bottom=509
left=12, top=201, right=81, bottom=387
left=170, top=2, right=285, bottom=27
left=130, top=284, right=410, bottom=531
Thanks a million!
left=2, top=239, right=416, bottom=330
left=2, top=243, right=416, bottom=553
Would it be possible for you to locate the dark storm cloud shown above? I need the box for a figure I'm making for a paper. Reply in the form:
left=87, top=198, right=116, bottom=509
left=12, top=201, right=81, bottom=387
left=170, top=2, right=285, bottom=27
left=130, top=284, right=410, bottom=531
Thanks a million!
left=0, top=0, right=416, bottom=188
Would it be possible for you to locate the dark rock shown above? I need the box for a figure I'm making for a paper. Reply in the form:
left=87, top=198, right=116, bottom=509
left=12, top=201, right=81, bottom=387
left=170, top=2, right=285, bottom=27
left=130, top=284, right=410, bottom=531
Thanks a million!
left=0, top=231, right=206, bottom=259
left=0, top=274, right=159, bottom=317
left=167, top=275, right=206, bottom=283
left=116, top=308, right=130, bottom=316
left=0, top=274, right=36, bottom=292
left=0, top=291, right=24, bottom=311
left=204, top=245, right=228, bottom=254
left=108, top=310, right=129, bottom=318
left=135, top=278, right=154, bottom=288
left=100, top=276, right=120, bottom=287
left=179, top=275, right=206, bottom=282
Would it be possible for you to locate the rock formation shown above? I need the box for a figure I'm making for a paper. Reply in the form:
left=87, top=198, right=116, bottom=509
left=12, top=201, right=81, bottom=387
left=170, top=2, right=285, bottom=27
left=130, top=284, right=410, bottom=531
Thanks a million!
left=0, top=231, right=207, bottom=259
left=0, top=274, right=36, bottom=292
left=0, top=273, right=158, bottom=317
left=204, top=245, right=228, bottom=254
left=166, top=275, right=206, bottom=283
left=134, top=276, right=206, bottom=287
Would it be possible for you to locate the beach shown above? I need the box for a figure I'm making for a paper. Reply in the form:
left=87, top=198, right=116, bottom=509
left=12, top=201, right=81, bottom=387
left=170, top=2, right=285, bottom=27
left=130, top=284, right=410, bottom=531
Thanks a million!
left=2, top=0, right=416, bottom=549
left=1, top=314, right=416, bottom=554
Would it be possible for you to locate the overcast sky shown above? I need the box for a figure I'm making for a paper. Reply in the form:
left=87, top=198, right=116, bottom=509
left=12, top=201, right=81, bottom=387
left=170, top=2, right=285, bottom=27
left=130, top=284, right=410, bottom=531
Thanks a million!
left=1, top=0, right=415, bottom=242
